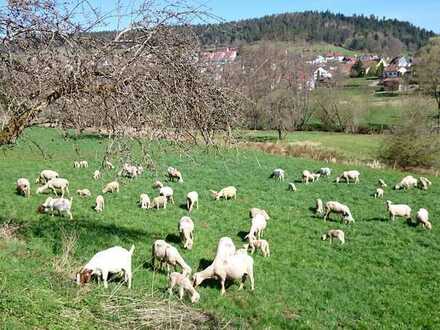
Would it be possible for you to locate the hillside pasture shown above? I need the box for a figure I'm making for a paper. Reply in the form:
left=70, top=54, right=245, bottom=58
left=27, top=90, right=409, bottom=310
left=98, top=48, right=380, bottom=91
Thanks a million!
left=1, top=128, right=440, bottom=329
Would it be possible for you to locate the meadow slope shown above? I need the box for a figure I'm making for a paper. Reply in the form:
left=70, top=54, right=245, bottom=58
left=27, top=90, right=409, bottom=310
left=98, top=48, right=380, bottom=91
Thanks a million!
left=1, top=128, right=440, bottom=329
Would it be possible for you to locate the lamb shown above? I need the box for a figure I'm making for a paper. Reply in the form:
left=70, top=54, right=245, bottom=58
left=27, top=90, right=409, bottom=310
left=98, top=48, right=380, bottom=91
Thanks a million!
left=168, top=272, right=200, bottom=303
left=152, top=240, right=191, bottom=275
left=245, top=236, right=270, bottom=257
left=119, top=163, right=138, bottom=178
left=35, top=169, right=59, bottom=184
left=321, top=229, right=345, bottom=244
left=159, top=186, right=174, bottom=204
left=315, top=199, right=324, bottom=217
left=95, top=195, right=104, bottom=212
left=16, top=178, right=31, bottom=197
left=79, top=160, right=89, bottom=168
left=374, top=188, right=384, bottom=199
left=76, top=245, right=134, bottom=289
left=245, top=213, right=267, bottom=240
left=179, top=216, right=194, bottom=250
left=271, top=168, right=285, bottom=181
left=249, top=208, right=270, bottom=221
left=416, top=208, right=432, bottom=230
left=385, top=200, right=411, bottom=221
left=102, top=181, right=119, bottom=194
left=318, top=167, right=332, bottom=177
left=93, top=170, right=101, bottom=180
left=186, top=191, right=198, bottom=213
left=36, top=178, right=70, bottom=197
left=336, top=170, right=360, bottom=184
left=210, top=186, right=237, bottom=201
left=288, top=182, right=297, bottom=192
left=302, top=170, right=315, bottom=184
left=73, top=161, right=81, bottom=168
left=394, top=175, right=418, bottom=190
left=153, top=180, right=163, bottom=189
left=378, top=179, right=388, bottom=188
left=323, top=201, right=354, bottom=224
left=151, top=195, right=167, bottom=209
left=311, top=173, right=321, bottom=182
left=418, top=177, right=432, bottom=191
left=139, top=193, right=151, bottom=209
left=38, top=196, right=73, bottom=220
left=167, top=167, right=183, bottom=183
left=76, top=189, right=91, bottom=198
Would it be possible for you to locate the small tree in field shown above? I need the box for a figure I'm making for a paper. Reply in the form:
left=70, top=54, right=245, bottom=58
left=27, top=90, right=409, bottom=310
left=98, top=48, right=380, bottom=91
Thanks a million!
left=350, top=60, right=365, bottom=78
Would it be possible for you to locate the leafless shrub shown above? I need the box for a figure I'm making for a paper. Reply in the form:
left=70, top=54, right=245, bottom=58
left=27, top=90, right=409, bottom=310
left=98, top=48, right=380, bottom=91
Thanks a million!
left=53, top=228, right=80, bottom=279
left=0, top=221, right=22, bottom=240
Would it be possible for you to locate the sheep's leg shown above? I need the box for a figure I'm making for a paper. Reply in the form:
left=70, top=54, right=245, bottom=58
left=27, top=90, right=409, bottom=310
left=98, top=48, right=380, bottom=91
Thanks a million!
left=126, top=271, right=132, bottom=289
left=102, top=270, right=109, bottom=288
left=220, top=278, right=226, bottom=295
left=171, top=196, right=175, bottom=204
left=67, top=210, right=73, bottom=220
left=178, top=287, right=184, bottom=300
left=248, top=270, right=255, bottom=291
left=196, top=200, right=199, bottom=209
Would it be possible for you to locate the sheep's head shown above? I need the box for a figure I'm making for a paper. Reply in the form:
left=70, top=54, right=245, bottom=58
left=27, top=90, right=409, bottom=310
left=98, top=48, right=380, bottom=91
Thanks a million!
left=209, top=190, right=219, bottom=200
left=36, top=205, right=46, bottom=214
left=394, top=184, right=400, bottom=190
left=36, top=187, right=43, bottom=194
left=192, top=273, right=203, bottom=287
left=335, top=177, right=340, bottom=183
left=321, top=234, right=327, bottom=241
left=191, top=291, right=200, bottom=303
left=77, top=269, right=93, bottom=285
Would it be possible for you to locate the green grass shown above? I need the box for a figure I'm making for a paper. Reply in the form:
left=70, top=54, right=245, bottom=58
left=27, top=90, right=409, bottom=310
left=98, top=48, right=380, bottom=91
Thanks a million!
left=1, top=128, right=440, bottom=329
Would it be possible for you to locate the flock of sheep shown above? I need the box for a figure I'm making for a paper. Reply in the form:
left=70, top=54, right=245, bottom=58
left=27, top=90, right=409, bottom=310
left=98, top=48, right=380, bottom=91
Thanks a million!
left=13, top=161, right=434, bottom=304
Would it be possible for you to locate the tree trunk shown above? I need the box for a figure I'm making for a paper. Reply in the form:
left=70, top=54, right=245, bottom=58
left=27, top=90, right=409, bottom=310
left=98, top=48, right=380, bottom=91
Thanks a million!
left=277, top=128, right=282, bottom=140
left=0, top=105, right=44, bottom=145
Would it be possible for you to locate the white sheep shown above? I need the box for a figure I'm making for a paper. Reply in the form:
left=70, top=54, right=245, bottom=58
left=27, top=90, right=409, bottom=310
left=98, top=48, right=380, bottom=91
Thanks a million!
left=416, top=208, right=432, bottom=230
left=288, top=182, right=297, bottom=192
left=385, top=200, right=411, bottom=221
left=186, top=191, right=199, bottom=213
left=179, top=216, right=194, bottom=250
left=418, top=177, right=432, bottom=191
left=76, top=189, right=91, bottom=198
left=321, top=229, right=345, bottom=244
left=151, top=196, right=167, bottom=209
left=36, top=178, right=70, bottom=197
left=35, top=169, right=59, bottom=184
left=249, top=208, right=270, bottom=221
left=315, top=199, right=324, bottom=217
left=153, top=180, right=163, bottom=189
left=302, top=170, right=315, bottom=184
left=167, top=167, right=183, bottom=183
left=38, top=196, right=73, bottom=220
left=210, top=186, right=237, bottom=201
left=245, top=213, right=267, bottom=240
left=245, top=236, right=270, bottom=257
left=102, top=181, right=119, bottom=194
left=374, top=188, right=384, bottom=199
left=119, top=163, right=138, bottom=178
left=394, top=175, right=418, bottom=190
left=73, top=161, right=81, bottom=168
left=271, top=168, right=285, bottom=181
left=168, top=272, right=200, bottom=303
left=318, top=167, right=332, bottom=177
left=378, top=179, right=387, bottom=188
left=95, top=195, right=104, bottom=212
left=139, top=193, right=151, bottom=209
left=16, top=178, right=31, bottom=197
left=79, top=160, right=88, bottom=168
left=152, top=240, right=191, bottom=275
left=93, top=170, right=101, bottom=180
left=76, top=245, right=134, bottom=289
left=159, top=186, right=174, bottom=204
left=324, top=201, right=354, bottom=224
left=336, top=170, right=360, bottom=184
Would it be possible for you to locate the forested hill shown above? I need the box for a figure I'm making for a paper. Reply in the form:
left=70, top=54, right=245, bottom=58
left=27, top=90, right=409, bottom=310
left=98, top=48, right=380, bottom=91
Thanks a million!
left=193, top=11, right=435, bottom=53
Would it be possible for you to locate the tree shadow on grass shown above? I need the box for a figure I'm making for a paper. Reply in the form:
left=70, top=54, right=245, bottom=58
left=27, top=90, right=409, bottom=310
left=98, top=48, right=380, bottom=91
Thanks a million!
left=365, top=217, right=387, bottom=222
left=178, top=203, right=188, bottom=211
left=166, top=233, right=181, bottom=245
left=237, top=231, right=248, bottom=241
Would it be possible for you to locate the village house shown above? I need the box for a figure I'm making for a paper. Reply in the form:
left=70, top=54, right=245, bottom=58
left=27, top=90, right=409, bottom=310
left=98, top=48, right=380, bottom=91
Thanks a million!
left=200, top=47, right=238, bottom=64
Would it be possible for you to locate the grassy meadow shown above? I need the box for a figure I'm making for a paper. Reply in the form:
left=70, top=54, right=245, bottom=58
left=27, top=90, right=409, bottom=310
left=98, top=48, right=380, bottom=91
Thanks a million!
left=1, top=128, right=440, bottom=329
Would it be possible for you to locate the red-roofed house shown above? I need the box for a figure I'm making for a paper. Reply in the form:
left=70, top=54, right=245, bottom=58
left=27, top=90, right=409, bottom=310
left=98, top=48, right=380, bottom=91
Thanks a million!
left=200, top=48, right=238, bottom=64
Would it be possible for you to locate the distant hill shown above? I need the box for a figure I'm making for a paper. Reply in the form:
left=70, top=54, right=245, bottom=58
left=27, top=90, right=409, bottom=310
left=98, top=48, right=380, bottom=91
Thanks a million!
left=192, top=11, right=436, bottom=54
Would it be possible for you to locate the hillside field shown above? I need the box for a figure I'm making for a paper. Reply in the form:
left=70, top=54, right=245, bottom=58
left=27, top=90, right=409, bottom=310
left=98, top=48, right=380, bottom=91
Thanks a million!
left=1, top=128, right=440, bottom=329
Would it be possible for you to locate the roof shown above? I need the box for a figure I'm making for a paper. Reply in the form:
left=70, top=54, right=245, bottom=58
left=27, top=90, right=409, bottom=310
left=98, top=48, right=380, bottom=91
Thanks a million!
left=201, top=48, right=238, bottom=63
left=384, top=65, right=399, bottom=72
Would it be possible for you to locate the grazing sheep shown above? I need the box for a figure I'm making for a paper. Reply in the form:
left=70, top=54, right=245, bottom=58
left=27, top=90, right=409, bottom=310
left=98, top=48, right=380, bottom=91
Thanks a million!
left=302, top=170, right=315, bottom=184
left=35, top=169, right=59, bottom=184
left=179, top=216, right=194, bottom=250
left=73, top=161, right=81, bottom=168
left=95, top=195, right=104, bottom=212
left=151, top=195, right=167, bottom=209
left=375, top=188, right=384, bottom=199
left=159, top=186, right=174, bottom=204
left=93, top=170, right=101, bottom=180
left=79, top=160, right=89, bottom=168
left=153, top=180, right=163, bottom=189
left=16, top=178, right=31, bottom=197
left=245, top=236, right=270, bottom=257
left=336, top=170, right=360, bottom=184
left=385, top=200, right=411, bottom=221
left=394, top=176, right=418, bottom=190
left=36, top=178, right=70, bottom=197
left=167, top=167, right=183, bottom=183
left=168, top=272, right=200, bottom=303
left=152, top=240, right=191, bottom=275
left=271, top=168, right=285, bottom=181
left=321, top=229, right=345, bottom=244
left=186, top=191, right=199, bottom=213
left=104, top=161, right=114, bottom=169
left=76, top=245, right=134, bottom=289
left=76, top=189, right=91, bottom=198
left=318, top=167, right=332, bottom=177
left=378, top=179, right=388, bottom=188
left=416, top=208, right=432, bottom=230
left=315, top=199, right=324, bottom=217
left=418, top=177, right=432, bottom=191
left=102, top=181, right=119, bottom=194
left=324, top=201, right=354, bottom=224
left=139, top=193, right=151, bottom=209
left=210, top=186, right=237, bottom=201
left=245, top=214, right=267, bottom=240
left=249, top=208, right=270, bottom=221
left=136, top=166, right=144, bottom=176
left=119, top=163, right=139, bottom=178
left=38, top=196, right=73, bottom=220
left=288, top=182, right=297, bottom=192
